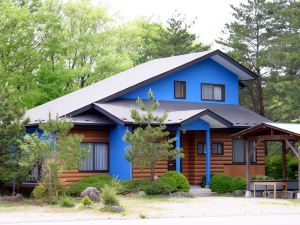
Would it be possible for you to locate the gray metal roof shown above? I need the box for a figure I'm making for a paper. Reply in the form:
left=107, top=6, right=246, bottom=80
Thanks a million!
left=69, top=112, right=114, bottom=126
left=24, top=49, right=257, bottom=123
left=265, top=122, right=300, bottom=136
left=93, top=99, right=271, bottom=128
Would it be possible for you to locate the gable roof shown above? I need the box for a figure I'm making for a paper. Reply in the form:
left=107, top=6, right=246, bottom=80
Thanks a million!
left=232, top=122, right=300, bottom=138
left=91, top=99, right=270, bottom=128
left=24, top=49, right=257, bottom=123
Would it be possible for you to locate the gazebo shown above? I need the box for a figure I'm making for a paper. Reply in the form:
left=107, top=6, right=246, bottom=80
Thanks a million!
left=232, top=122, right=300, bottom=199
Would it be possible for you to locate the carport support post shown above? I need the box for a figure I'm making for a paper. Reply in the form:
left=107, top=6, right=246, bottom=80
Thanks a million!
left=298, top=146, right=300, bottom=199
left=245, top=140, right=251, bottom=198
left=176, top=127, right=181, bottom=173
left=205, top=129, right=211, bottom=187
left=282, top=141, right=286, bottom=181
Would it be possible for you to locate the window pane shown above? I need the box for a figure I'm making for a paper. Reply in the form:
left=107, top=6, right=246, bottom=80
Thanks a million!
left=94, top=144, right=108, bottom=170
left=197, top=142, right=206, bottom=155
left=233, top=139, right=245, bottom=163
left=213, top=86, right=222, bottom=100
left=80, top=143, right=94, bottom=171
left=174, top=81, right=186, bottom=99
left=202, top=84, right=213, bottom=100
left=250, top=141, right=256, bottom=163
left=212, top=143, right=223, bottom=155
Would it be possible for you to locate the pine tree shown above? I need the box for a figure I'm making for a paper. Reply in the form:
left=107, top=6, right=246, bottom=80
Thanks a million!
left=123, top=90, right=183, bottom=180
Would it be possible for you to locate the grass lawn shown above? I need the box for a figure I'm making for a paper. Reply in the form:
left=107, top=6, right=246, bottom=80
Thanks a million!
left=0, top=195, right=300, bottom=223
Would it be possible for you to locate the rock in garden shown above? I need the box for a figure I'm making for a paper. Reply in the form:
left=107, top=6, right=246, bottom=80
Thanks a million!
left=232, top=190, right=246, bottom=197
left=80, top=187, right=100, bottom=202
left=138, top=191, right=146, bottom=196
left=111, top=205, right=124, bottom=213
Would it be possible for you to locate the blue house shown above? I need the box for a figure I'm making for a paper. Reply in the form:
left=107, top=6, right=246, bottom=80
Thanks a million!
left=25, top=50, right=270, bottom=186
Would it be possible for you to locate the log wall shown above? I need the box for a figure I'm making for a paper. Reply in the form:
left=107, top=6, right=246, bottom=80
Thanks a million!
left=60, top=127, right=109, bottom=186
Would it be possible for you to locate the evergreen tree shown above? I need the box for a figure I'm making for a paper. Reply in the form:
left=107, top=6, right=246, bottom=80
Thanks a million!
left=123, top=90, right=183, bottom=180
left=217, top=0, right=273, bottom=116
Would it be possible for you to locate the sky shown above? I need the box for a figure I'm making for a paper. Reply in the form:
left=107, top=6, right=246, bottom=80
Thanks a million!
left=93, top=0, right=246, bottom=48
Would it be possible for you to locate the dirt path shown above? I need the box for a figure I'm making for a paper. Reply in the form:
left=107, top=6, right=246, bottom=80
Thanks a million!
left=0, top=196, right=299, bottom=224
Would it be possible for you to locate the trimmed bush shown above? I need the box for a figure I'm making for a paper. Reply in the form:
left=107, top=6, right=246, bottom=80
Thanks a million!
left=59, top=196, right=75, bottom=207
left=230, top=177, right=246, bottom=192
left=210, top=173, right=232, bottom=194
left=118, top=180, right=146, bottom=194
left=138, top=179, right=175, bottom=195
left=210, top=174, right=247, bottom=194
left=101, top=184, right=119, bottom=206
left=66, top=175, right=113, bottom=196
left=159, top=171, right=190, bottom=192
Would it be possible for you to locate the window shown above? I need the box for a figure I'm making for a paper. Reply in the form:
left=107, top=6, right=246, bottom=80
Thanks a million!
left=201, top=83, right=225, bottom=101
left=232, top=139, right=256, bottom=163
left=79, top=143, right=108, bottom=172
left=174, top=81, right=186, bottom=99
left=212, top=143, right=224, bottom=155
left=197, top=142, right=206, bottom=155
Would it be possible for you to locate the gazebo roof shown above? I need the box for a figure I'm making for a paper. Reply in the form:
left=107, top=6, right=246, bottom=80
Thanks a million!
left=232, top=122, right=300, bottom=140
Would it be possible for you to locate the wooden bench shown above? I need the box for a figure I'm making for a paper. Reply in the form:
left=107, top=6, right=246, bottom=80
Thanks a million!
left=253, top=181, right=287, bottom=199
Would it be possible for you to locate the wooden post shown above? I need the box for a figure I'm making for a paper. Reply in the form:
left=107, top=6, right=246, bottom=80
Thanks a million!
left=298, top=146, right=300, bottom=199
left=245, top=140, right=251, bottom=197
left=282, top=141, right=286, bottom=181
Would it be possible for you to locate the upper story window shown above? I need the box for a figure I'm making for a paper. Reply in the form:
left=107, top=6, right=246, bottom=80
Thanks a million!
left=201, top=83, right=225, bottom=101
left=174, top=81, right=186, bottom=99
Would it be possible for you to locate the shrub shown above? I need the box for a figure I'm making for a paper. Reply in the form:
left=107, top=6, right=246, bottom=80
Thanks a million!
left=138, top=179, right=173, bottom=195
left=59, top=196, right=75, bottom=207
left=265, top=154, right=282, bottom=179
left=101, top=184, right=119, bottom=206
left=32, top=184, right=47, bottom=200
left=230, top=177, right=246, bottom=192
left=159, top=171, right=190, bottom=192
left=118, top=179, right=147, bottom=194
left=251, top=175, right=274, bottom=181
left=210, top=173, right=232, bottom=194
left=287, top=156, right=298, bottom=179
left=81, top=196, right=93, bottom=206
left=66, top=175, right=113, bottom=196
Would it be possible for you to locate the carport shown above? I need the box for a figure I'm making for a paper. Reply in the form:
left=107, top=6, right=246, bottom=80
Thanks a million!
left=232, top=122, right=300, bottom=198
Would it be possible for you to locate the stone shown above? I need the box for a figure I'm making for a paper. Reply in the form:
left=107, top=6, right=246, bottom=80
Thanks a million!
left=138, top=191, right=146, bottom=196
left=245, top=190, right=252, bottom=198
left=233, top=190, right=246, bottom=197
left=111, top=205, right=124, bottom=213
left=169, top=191, right=192, bottom=197
left=80, top=187, right=100, bottom=202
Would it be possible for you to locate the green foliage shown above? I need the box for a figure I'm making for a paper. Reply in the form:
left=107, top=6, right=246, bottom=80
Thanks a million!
left=210, top=174, right=232, bottom=194
left=19, top=117, right=87, bottom=201
left=210, top=174, right=246, bottom=193
left=101, top=184, right=119, bottom=206
left=251, top=175, right=274, bottom=181
left=137, top=179, right=174, bottom=195
left=266, top=153, right=298, bottom=179
left=66, top=175, right=113, bottom=196
left=32, top=184, right=47, bottom=200
left=0, top=84, right=29, bottom=193
left=59, top=196, right=75, bottom=207
left=81, top=196, right=93, bottom=206
left=123, top=90, right=183, bottom=180
left=230, top=177, right=246, bottom=192
left=159, top=171, right=190, bottom=192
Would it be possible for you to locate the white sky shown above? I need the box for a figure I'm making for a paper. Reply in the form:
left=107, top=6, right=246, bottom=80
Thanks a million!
left=93, top=0, right=246, bottom=48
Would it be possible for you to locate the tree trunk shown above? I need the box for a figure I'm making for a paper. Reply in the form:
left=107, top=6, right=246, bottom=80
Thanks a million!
left=150, top=166, right=155, bottom=181
left=256, top=78, right=265, bottom=116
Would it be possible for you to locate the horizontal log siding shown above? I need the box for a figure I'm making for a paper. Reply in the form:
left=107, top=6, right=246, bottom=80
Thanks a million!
left=60, top=127, right=109, bottom=186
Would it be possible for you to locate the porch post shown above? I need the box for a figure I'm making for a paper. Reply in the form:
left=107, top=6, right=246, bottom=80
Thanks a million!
left=176, top=127, right=181, bottom=173
left=245, top=140, right=251, bottom=197
left=205, top=129, right=211, bottom=187
left=282, top=141, right=286, bottom=181
left=298, top=146, right=300, bottom=199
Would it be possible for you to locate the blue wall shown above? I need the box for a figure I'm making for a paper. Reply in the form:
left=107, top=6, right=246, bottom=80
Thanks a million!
left=121, top=59, right=239, bottom=104
left=109, top=125, right=132, bottom=180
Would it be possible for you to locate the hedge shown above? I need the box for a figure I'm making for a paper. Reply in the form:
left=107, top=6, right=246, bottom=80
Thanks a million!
left=210, top=173, right=246, bottom=194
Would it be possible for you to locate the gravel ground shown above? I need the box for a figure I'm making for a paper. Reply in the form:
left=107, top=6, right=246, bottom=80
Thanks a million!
left=0, top=196, right=300, bottom=224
